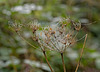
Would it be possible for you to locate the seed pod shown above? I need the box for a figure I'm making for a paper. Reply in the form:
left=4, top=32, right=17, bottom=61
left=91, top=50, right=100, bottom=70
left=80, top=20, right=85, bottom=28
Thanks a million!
left=72, top=21, right=81, bottom=31
left=49, top=28, right=52, bottom=31
left=59, top=30, right=63, bottom=34
left=51, top=31, right=56, bottom=35
left=35, top=37, right=38, bottom=41
left=32, top=28, right=37, bottom=34
left=74, top=23, right=81, bottom=31
left=15, top=28, right=20, bottom=32
left=32, top=36, right=38, bottom=41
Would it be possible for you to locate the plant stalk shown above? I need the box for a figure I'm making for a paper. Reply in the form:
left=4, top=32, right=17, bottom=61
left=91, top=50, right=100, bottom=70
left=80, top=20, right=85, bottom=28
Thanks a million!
left=75, top=34, right=87, bottom=72
left=61, top=53, right=66, bottom=72
left=43, top=50, right=54, bottom=72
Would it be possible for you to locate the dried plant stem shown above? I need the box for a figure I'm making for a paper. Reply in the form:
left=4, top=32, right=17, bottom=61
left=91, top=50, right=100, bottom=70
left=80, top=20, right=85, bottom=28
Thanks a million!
left=61, top=53, right=66, bottom=72
left=42, top=50, right=54, bottom=72
left=75, top=34, right=88, bottom=72
left=16, top=32, right=37, bottom=49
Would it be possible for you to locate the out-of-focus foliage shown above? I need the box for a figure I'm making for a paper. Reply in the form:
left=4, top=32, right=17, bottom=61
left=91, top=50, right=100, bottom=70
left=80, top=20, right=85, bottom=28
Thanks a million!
left=0, top=0, right=100, bottom=72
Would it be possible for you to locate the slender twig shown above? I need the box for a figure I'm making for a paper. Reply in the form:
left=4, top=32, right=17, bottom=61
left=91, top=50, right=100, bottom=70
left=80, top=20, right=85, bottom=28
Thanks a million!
left=75, top=34, right=88, bottom=72
left=61, top=53, right=66, bottom=72
left=16, top=32, right=37, bottom=49
left=42, top=50, right=54, bottom=72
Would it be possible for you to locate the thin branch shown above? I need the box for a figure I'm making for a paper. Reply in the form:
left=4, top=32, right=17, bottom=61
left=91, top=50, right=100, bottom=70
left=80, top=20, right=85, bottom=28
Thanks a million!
left=61, top=53, right=66, bottom=72
left=16, top=32, right=37, bottom=49
left=75, top=34, right=88, bottom=72
left=42, top=50, right=54, bottom=72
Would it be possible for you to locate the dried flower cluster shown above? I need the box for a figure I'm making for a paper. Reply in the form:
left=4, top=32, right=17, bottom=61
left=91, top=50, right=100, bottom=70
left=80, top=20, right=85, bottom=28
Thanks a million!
left=28, top=21, right=40, bottom=34
left=9, top=18, right=81, bottom=53
left=8, top=21, right=22, bottom=32
left=9, top=18, right=87, bottom=72
left=33, top=18, right=81, bottom=53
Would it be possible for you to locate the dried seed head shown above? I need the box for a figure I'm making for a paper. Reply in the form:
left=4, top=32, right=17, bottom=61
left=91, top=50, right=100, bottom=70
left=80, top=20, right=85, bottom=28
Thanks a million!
left=71, top=20, right=81, bottom=31
left=32, top=36, right=38, bottom=41
left=8, top=21, right=22, bottom=33
left=28, top=21, right=40, bottom=34
left=74, top=22, right=81, bottom=31
left=32, top=28, right=37, bottom=33
left=36, top=18, right=81, bottom=52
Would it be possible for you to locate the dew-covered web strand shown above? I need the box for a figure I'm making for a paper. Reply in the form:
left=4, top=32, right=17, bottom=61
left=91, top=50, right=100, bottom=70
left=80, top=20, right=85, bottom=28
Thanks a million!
left=75, top=34, right=87, bottom=42
left=73, top=27, right=87, bottom=43
left=81, top=19, right=100, bottom=25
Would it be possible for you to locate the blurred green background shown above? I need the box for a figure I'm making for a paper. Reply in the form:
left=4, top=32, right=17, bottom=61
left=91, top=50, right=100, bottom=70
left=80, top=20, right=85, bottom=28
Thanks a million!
left=0, top=0, right=100, bottom=72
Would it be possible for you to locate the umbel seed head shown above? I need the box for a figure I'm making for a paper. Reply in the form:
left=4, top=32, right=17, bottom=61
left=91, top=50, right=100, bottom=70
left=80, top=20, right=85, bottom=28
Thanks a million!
left=36, top=18, right=79, bottom=53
